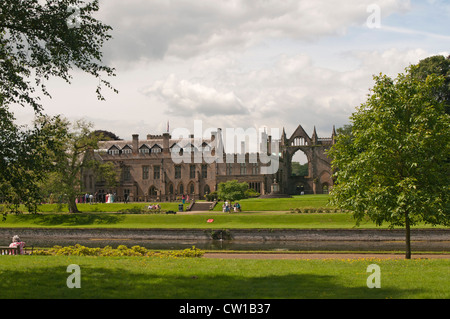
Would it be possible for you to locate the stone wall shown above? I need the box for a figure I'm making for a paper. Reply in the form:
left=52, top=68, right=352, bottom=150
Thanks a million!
left=1, top=228, right=448, bottom=242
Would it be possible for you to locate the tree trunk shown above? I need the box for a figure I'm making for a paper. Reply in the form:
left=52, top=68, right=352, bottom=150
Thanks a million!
left=405, top=212, right=411, bottom=259
left=68, top=196, right=80, bottom=213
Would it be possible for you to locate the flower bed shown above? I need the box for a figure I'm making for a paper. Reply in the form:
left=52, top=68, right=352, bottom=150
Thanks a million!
left=33, top=244, right=204, bottom=257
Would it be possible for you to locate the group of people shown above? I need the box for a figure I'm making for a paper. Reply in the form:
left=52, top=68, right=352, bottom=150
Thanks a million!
left=147, top=204, right=161, bottom=210
left=104, top=193, right=115, bottom=203
left=222, top=201, right=241, bottom=213
left=181, top=194, right=190, bottom=204
left=75, top=192, right=117, bottom=204
left=76, top=193, right=94, bottom=204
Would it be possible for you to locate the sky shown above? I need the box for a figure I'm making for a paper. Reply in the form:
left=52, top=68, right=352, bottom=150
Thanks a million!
left=12, top=0, right=450, bottom=145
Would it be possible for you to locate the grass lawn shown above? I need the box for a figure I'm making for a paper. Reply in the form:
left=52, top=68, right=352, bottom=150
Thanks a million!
left=1, top=211, right=441, bottom=229
left=7, top=194, right=330, bottom=213
left=212, top=194, right=332, bottom=211
left=33, top=201, right=188, bottom=213
left=1, top=194, right=443, bottom=229
left=0, top=255, right=448, bottom=299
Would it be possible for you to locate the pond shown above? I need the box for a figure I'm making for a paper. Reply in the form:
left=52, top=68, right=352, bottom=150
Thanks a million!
left=1, top=238, right=448, bottom=252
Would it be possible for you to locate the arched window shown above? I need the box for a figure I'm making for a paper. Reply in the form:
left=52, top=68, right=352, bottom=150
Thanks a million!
left=204, top=184, right=210, bottom=195
left=179, top=183, right=184, bottom=195
left=168, top=183, right=174, bottom=194
left=189, top=182, right=195, bottom=195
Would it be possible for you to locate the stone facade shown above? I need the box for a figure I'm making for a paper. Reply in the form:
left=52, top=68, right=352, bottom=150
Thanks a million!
left=82, top=125, right=335, bottom=202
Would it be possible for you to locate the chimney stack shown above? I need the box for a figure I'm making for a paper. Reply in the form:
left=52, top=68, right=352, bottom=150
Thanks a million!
left=163, top=133, right=170, bottom=154
left=132, top=134, right=139, bottom=154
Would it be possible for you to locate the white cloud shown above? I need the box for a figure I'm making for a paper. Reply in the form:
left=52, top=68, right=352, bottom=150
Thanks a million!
left=145, top=74, right=248, bottom=117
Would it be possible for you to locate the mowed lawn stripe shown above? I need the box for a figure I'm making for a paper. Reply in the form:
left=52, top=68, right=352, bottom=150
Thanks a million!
left=0, top=212, right=437, bottom=229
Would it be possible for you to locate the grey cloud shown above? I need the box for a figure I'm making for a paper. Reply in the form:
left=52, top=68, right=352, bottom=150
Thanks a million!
left=99, top=0, right=411, bottom=64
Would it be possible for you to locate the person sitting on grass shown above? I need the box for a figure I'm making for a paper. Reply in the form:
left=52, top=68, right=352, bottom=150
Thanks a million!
left=9, top=235, right=26, bottom=255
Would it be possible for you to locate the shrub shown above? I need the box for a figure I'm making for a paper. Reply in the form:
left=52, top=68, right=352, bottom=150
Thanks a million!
left=289, top=207, right=350, bottom=214
left=33, top=244, right=204, bottom=258
left=117, top=206, right=165, bottom=214
left=117, top=206, right=147, bottom=214
left=205, top=191, right=218, bottom=201
left=244, top=188, right=260, bottom=198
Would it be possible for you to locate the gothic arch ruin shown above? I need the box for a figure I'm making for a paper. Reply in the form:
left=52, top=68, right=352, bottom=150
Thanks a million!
left=279, top=124, right=336, bottom=195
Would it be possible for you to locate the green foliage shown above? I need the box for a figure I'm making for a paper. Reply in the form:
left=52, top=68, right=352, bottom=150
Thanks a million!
left=0, top=111, right=66, bottom=216
left=205, top=191, right=218, bottom=201
left=289, top=207, right=349, bottom=214
left=291, top=162, right=308, bottom=176
left=117, top=206, right=150, bottom=214
left=38, top=117, right=118, bottom=213
left=411, top=55, right=450, bottom=114
left=217, top=180, right=249, bottom=202
left=328, top=63, right=450, bottom=257
left=244, top=188, right=260, bottom=198
left=335, top=124, right=354, bottom=149
left=91, top=130, right=122, bottom=141
left=0, top=0, right=117, bottom=112
left=117, top=205, right=166, bottom=214
left=34, top=244, right=204, bottom=258
left=0, top=0, right=115, bottom=216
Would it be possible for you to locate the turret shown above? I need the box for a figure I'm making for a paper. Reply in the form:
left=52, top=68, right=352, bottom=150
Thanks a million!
left=311, top=126, right=318, bottom=144
left=331, top=125, right=337, bottom=143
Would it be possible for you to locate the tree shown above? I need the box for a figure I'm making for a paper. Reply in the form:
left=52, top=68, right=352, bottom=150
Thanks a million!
left=328, top=65, right=450, bottom=259
left=291, top=162, right=308, bottom=176
left=0, top=0, right=116, bottom=213
left=0, top=0, right=117, bottom=112
left=336, top=124, right=353, bottom=137
left=92, top=130, right=122, bottom=141
left=217, top=180, right=249, bottom=202
left=411, top=55, right=450, bottom=114
left=0, top=107, right=65, bottom=216
left=39, top=117, right=118, bottom=213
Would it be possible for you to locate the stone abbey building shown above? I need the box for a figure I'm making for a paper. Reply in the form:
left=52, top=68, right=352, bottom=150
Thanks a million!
left=83, top=124, right=336, bottom=202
